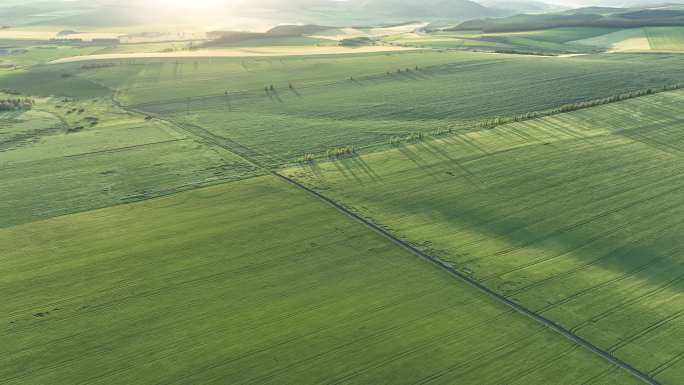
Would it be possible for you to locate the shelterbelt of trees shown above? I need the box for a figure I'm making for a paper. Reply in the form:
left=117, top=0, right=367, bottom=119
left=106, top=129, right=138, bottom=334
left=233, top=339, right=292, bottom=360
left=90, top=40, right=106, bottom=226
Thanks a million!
left=0, top=98, right=34, bottom=111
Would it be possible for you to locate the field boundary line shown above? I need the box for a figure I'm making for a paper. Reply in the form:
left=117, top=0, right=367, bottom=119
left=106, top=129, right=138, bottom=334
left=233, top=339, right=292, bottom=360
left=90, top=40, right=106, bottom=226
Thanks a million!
left=273, top=172, right=661, bottom=385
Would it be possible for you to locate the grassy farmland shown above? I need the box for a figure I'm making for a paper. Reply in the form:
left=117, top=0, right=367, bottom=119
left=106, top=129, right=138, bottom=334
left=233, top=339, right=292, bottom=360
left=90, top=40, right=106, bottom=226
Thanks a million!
left=0, top=175, right=639, bottom=385
left=387, top=27, right=616, bottom=53
left=0, top=96, right=261, bottom=227
left=4, top=3, right=684, bottom=382
left=287, top=89, right=684, bottom=383
left=90, top=50, right=684, bottom=167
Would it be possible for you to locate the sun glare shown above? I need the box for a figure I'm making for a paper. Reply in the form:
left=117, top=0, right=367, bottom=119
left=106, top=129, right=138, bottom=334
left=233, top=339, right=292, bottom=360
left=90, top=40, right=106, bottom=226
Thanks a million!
left=148, top=0, right=228, bottom=9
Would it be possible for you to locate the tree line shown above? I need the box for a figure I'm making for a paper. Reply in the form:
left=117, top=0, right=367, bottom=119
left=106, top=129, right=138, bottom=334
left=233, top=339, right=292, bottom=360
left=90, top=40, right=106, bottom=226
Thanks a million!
left=0, top=98, right=34, bottom=111
left=477, top=84, right=683, bottom=130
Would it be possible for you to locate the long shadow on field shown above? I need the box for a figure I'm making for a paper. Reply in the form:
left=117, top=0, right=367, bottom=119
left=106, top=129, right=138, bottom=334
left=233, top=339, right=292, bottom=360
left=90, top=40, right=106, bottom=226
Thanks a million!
left=269, top=90, right=283, bottom=103
left=304, top=160, right=324, bottom=178
left=396, top=145, right=442, bottom=181
left=417, top=140, right=488, bottom=192
left=332, top=159, right=364, bottom=184
left=365, top=158, right=684, bottom=284
left=399, top=71, right=427, bottom=81
left=348, top=156, right=382, bottom=182
left=443, top=134, right=490, bottom=155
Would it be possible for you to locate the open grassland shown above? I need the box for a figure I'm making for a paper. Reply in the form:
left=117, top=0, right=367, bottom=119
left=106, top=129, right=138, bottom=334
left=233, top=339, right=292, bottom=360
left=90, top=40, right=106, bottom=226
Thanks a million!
left=0, top=44, right=104, bottom=68
left=645, top=27, right=684, bottom=51
left=286, top=89, right=684, bottom=383
left=0, top=98, right=261, bottom=228
left=0, top=69, right=111, bottom=98
left=49, top=46, right=417, bottom=64
left=571, top=26, right=684, bottom=52
left=108, top=51, right=684, bottom=166
left=389, top=28, right=615, bottom=54
left=572, top=28, right=650, bottom=51
left=0, top=175, right=641, bottom=385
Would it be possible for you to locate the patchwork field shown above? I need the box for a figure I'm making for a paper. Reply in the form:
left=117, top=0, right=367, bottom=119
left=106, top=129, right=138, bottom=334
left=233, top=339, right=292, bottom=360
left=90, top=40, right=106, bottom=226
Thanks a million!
left=0, top=97, right=261, bottom=228
left=390, top=27, right=615, bottom=53
left=645, top=27, right=684, bottom=51
left=0, top=175, right=639, bottom=385
left=49, top=45, right=417, bottom=64
left=3, top=10, right=684, bottom=383
left=110, top=51, right=684, bottom=166
left=286, top=89, right=684, bottom=383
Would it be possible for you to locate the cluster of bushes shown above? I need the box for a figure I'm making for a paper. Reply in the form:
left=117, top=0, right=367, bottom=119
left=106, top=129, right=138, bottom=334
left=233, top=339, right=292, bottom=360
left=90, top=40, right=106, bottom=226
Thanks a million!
left=1, top=88, right=21, bottom=95
left=478, top=84, right=683, bottom=130
left=339, top=37, right=374, bottom=47
left=297, top=153, right=315, bottom=163
left=386, top=66, right=420, bottom=75
left=81, top=63, right=115, bottom=70
left=0, top=98, right=34, bottom=111
left=327, top=146, right=355, bottom=159
left=65, top=107, right=85, bottom=115
left=431, top=127, right=453, bottom=136
left=388, top=132, right=425, bottom=146
left=84, top=116, right=99, bottom=126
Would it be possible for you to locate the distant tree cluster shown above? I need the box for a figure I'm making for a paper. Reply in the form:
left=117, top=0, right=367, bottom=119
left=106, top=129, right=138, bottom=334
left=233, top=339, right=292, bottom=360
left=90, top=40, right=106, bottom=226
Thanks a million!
left=81, top=63, right=115, bottom=70
left=297, top=153, right=315, bottom=163
left=339, top=37, right=373, bottom=47
left=388, top=132, right=425, bottom=146
left=327, top=146, right=355, bottom=159
left=0, top=98, right=34, bottom=111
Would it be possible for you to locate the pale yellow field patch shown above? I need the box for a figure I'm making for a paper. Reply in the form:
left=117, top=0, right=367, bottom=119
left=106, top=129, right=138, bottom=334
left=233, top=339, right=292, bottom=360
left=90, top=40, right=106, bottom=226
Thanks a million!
left=311, top=23, right=427, bottom=41
left=50, top=45, right=419, bottom=63
left=608, top=37, right=652, bottom=52
left=0, top=30, right=121, bottom=41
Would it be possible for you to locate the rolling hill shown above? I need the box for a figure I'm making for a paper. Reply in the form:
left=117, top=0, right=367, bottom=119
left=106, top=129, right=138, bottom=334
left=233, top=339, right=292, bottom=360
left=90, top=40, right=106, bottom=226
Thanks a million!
left=453, top=5, right=684, bottom=32
left=349, top=0, right=507, bottom=19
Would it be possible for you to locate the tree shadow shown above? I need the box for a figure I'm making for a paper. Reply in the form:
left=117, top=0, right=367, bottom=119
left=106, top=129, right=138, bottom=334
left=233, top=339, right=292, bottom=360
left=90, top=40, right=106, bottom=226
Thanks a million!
left=332, top=158, right=364, bottom=185
left=418, top=140, right=487, bottom=192
left=444, top=133, right=490, bottom=155
left=399, top=70, right=427, bottom=81
left=396, top=144, right=441, bottom=180
left=349, top=155, right=382, bottom=182
left=269, top=89, right=283, bottom=103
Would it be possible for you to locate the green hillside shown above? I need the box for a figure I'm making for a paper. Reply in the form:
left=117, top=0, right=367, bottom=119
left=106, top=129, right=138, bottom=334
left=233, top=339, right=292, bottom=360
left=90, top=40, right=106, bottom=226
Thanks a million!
left=3, top=2, right=684, bottom=384
left=454, top=6, right=684, bottom=32
left=287, top=89, right=684, bottom=384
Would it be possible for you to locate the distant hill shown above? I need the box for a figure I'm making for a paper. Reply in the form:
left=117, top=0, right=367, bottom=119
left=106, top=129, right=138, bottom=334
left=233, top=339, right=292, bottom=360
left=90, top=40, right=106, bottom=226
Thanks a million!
left=348, top=0, right=507, bottom=19
left=452, top=5, right=684, bottom=32
left=204, top=24, right=331, bottom=46
left=477, top=0, right=560, bottom=14
left=266, top=24, right=332, bottom=36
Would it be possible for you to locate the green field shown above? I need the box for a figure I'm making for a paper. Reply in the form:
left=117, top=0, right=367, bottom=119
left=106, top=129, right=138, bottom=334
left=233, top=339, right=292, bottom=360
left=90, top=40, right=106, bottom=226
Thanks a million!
left=0, top=97, right=261, bottom=227
left=287, top=89, right=684, bottom=383
left=390, top=27, right=616, bottom=53
left=4, top=3, right=684, bottom=382
left=645, top=27, right=684, bottom=51
left=571, top=28, right=648, bottom=49
left=116, top=51, right=684, bottom=166
left=0, top=175, right=640, bottom=385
